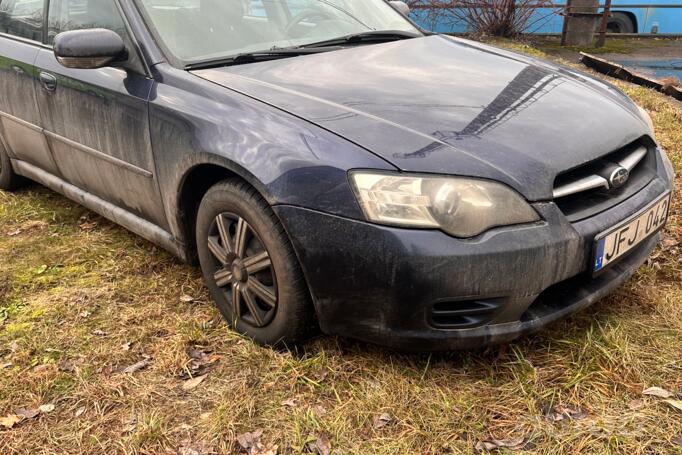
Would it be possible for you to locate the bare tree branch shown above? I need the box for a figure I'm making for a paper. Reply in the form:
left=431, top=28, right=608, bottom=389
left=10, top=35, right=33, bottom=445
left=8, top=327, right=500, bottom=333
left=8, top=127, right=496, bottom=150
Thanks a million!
left=407, top=0, right=560, bottom=37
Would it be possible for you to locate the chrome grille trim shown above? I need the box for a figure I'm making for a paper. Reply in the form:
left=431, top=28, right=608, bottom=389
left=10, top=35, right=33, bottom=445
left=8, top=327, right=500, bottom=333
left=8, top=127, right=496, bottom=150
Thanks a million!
left=553, top=146, right=648, bottom=199
left=553, top=175, right=609, bottom=199
left=619, top=145, right=647, bottom=171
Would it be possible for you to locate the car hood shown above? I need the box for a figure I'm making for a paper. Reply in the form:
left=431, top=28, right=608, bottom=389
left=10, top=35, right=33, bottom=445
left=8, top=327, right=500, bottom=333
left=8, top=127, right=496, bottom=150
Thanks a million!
left=191, top=35, right=650, bottom=200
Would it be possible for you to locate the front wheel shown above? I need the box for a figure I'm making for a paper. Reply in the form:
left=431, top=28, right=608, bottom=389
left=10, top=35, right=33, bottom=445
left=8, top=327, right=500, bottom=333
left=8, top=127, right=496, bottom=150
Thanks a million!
left=196, top=179, right=316, bottom=346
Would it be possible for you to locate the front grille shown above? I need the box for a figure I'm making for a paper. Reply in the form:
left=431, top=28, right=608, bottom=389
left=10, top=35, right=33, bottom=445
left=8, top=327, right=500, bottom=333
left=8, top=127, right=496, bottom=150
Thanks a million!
left=553, top=138, right=657, bottom=222
left=428, top=298, right=503, bottom=329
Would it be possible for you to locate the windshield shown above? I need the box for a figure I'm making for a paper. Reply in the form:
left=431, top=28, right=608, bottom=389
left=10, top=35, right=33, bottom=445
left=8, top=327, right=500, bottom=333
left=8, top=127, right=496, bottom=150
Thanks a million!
left=137, top=0, right=419, bottom=64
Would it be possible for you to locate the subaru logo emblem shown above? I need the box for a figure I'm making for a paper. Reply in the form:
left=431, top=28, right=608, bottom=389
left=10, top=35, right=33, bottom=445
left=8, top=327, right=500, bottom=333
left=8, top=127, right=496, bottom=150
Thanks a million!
left=609, top=167, right=630, bottom=189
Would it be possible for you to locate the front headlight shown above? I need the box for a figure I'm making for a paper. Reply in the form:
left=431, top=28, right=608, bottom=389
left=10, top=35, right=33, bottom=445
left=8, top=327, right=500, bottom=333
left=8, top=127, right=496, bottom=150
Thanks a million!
left=350, top=171, right=540, bottom=238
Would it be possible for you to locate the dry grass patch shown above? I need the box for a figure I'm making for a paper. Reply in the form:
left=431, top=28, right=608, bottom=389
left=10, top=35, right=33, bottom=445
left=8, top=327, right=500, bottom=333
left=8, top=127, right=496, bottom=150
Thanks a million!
left=1, top=44, right=681, bottom=454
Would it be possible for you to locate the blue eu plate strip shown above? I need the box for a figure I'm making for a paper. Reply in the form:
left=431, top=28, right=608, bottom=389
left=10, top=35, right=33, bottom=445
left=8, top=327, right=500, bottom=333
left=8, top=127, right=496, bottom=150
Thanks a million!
left=594, top=238, right=606, bottom=272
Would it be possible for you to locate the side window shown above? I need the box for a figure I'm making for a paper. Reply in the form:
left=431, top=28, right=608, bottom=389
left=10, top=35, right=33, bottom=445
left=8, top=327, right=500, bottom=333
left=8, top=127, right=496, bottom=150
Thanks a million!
left=0, top=0, right=44, bottom=41
left=47, top=0, right=126, bottom=44
left=246, top=0, right=265, bottom=18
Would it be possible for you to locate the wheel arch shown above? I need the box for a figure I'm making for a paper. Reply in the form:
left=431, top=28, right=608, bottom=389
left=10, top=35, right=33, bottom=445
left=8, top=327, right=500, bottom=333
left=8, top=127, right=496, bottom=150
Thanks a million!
left=176, top=157, right=320, bottom=329
left=174, top=156, right=273, bottom=265
left=609, top=11, right=638, bottom=33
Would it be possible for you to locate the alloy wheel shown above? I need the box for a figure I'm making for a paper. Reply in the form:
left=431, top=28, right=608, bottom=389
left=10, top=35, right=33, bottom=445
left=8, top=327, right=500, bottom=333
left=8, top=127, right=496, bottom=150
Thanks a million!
left=207, top=212, right=278, bottom=327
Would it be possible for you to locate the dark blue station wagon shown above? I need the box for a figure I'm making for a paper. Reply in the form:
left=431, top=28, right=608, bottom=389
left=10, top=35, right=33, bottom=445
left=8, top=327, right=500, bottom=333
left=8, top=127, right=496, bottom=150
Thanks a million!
left=0, top=0, right=674, bottom=350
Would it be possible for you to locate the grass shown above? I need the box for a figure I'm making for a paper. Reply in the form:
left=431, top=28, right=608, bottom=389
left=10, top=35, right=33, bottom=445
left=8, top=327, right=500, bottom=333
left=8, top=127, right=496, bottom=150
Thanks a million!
left=1, top=43, right=682, bottom=454
left=531, top=36, right=678, bottom=55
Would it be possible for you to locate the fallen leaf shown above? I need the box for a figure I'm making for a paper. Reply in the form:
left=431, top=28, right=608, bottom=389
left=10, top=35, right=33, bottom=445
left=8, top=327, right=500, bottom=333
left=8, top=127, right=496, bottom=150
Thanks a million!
left=664, top=400, right=682, bottom=412
left=236, top=429, right=278, bottom=454
left=237, top=429, right=264, bottom=451
left=180, top=295, right=195, bottom=303
left=10, top=221, right=48, bottom=236
left=121, top=342, right=132, bottom=351
left=0, top=414, right=23, bottom=428
left=16, top=408, right=40, bottom=419
left=92, top=329, right=106, bottom=336
left=643, top=386, right=674, bottom=399
left=3, top=404, right=53, bottom=427
left=178, top=346, right=218, bottom=379
left=9, top=341, right=19, bottom=352
left=1, top=363, right=11, bottom=369
left=281, top=398, right=297, bottom=408
left=672, top=435, right=682, bottom=446
left=121, top=359, right=151, bottom=374
left=373, top=412, right=393, bottom=429
left=78, top=311, right=91, bottom=318
left=307, top=433, right=331, bottom=455
left=182, top=374, right=207, bottom=391
left=39, top=404, right=55, bottom=413
left=79, top=220, right=98, bottom=230
left=628, top=399, right=644, bottom=411
left=545, top=405, right=588, bottom=422
left=475, top=436, right=526, bottom=452
left=75, top=407, right=86, bottom=417
left=187, top=346, right=209, bottom=361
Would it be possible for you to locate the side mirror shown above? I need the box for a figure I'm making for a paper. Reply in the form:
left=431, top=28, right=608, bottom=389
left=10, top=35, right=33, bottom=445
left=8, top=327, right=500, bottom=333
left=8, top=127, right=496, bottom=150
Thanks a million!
left=389, top=1, right=410, bottom=15
left=53, top=28, right=127, bottom=70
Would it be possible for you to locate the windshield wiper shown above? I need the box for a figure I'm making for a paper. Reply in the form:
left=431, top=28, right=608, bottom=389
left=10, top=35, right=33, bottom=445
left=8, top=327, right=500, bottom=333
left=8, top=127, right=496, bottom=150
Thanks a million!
left=184, top=30, right=421, bottom=70
left=186, top=47, right=341, bottom=70
left=301, top=30, right=421, bottom=49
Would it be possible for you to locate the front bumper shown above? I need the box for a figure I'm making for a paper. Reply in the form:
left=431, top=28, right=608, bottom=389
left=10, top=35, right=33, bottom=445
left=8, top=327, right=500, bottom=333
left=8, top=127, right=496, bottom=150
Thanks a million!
left=274, top=152, right=674, bottom=351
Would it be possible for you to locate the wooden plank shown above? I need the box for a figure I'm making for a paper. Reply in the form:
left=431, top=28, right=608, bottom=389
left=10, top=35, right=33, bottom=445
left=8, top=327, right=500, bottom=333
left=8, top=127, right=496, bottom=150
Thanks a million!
left=580, top=52, right=682, bottom=101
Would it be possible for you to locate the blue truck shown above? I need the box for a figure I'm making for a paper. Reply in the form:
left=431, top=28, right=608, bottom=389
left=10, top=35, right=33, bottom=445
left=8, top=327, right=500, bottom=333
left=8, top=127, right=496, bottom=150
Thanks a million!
left=409, top=1, right=682, bottom=34
left=244, top=1, right=680, bottom=34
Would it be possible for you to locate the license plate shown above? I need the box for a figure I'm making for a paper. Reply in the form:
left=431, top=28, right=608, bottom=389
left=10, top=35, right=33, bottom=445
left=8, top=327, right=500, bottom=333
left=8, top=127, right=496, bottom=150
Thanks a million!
left=593, top=192, right=672, bottom=273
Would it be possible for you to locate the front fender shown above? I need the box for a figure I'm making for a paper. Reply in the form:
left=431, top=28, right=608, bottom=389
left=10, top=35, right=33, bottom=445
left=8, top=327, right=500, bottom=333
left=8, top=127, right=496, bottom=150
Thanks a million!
left=148, top=65, right=395, bottom=244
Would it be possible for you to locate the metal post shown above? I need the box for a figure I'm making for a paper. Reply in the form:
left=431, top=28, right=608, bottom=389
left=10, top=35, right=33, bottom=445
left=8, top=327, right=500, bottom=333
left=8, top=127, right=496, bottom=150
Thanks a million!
left=561, top=0, right=572, bottom=45
left=562, top=0, right=602, bottom=46
left=596, top=0, right=613, bottom=47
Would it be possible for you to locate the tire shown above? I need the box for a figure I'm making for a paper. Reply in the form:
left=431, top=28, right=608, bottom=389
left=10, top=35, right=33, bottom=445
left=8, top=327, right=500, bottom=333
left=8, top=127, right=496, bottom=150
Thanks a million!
left=196, top=179, right=316, bottom=346
left=607, top=13, right=635, bottom=34
left=0, top=140, right=23, bottom=191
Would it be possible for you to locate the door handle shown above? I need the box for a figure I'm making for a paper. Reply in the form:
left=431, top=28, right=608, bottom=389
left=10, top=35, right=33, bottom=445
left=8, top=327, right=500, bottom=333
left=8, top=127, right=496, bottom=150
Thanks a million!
left=39, top=72, right=57, bottom=92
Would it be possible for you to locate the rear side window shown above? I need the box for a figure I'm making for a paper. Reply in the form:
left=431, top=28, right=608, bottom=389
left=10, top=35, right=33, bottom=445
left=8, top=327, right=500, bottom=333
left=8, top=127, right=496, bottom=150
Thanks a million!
left=0, top=0, right=44, bottom=41
left=47, top=0, right=126, bottom=44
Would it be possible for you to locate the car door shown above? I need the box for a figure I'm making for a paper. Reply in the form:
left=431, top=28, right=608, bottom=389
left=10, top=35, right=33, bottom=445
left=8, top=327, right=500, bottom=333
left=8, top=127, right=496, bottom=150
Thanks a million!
left=0, top=0, right=60, bottom=175
left=33, top=0, right=168, bottom=228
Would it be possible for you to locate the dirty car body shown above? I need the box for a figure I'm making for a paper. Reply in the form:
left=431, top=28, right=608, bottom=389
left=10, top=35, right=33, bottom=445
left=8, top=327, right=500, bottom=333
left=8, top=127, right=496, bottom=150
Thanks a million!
left=0, top=0, right=674, bottom=350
